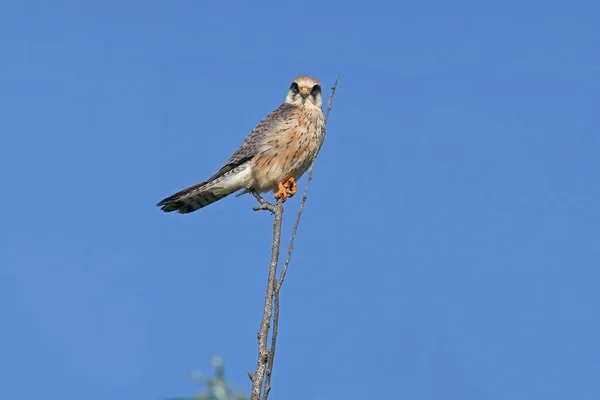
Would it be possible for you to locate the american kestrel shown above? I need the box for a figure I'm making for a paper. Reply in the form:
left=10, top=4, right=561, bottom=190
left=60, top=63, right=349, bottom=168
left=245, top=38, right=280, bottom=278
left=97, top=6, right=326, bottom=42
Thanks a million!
left=157, top=76, right=325, bottom=214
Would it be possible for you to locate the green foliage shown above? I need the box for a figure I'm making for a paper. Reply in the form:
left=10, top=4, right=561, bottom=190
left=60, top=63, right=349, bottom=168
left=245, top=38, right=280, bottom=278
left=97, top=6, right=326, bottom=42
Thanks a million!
left=169, top=356, right=247, bottom=400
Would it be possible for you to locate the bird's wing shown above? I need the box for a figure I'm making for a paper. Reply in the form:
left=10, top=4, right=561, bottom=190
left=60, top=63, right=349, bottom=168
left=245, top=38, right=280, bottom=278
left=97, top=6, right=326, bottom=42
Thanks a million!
left=207, top=102, right=298, bottom=182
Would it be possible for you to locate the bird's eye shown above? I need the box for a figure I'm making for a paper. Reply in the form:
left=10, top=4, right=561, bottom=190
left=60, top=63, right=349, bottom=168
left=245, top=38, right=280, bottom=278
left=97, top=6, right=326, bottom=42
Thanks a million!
left=311, top=85, right=321, bottom=95
left=290, top=82, right=299, bottom=94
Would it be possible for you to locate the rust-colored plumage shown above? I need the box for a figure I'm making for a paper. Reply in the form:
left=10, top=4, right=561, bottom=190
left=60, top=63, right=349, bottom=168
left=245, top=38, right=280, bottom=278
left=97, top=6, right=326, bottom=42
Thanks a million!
left=157, top=76, right=325, bottom=214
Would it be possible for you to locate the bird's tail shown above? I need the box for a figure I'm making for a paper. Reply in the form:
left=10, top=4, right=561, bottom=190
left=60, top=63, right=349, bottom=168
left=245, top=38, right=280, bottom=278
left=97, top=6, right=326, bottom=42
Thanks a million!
left=156, top=181, right=237, bottom=214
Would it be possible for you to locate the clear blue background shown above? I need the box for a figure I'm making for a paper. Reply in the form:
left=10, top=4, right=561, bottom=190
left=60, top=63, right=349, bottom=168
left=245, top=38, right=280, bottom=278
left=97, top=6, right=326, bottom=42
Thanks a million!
left=1, top=1, right=599, bottom=399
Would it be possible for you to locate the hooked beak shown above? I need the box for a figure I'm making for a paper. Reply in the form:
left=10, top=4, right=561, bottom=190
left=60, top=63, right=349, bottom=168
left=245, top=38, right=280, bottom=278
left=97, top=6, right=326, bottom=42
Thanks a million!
left=299, top=86, right=310, bottom=98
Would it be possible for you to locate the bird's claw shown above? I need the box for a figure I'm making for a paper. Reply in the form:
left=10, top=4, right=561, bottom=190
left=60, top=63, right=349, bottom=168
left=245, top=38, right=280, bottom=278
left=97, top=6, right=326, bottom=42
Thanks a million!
left=274, top=177, right=296, bottom=202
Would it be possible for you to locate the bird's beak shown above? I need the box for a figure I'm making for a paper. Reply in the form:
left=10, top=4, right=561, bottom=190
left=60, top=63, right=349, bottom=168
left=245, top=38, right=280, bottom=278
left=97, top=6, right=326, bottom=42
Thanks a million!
left=299, top=87, right=310, bottom=98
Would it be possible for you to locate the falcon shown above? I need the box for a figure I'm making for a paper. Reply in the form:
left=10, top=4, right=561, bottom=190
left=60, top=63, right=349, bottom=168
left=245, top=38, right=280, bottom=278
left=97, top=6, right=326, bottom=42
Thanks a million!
left=157, top=76, right=325, bottom=214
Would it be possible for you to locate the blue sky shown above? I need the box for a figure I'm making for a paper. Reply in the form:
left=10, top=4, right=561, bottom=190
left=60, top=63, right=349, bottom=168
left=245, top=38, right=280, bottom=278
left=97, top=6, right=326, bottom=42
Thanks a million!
left=1, top=1, right=599, bottom=399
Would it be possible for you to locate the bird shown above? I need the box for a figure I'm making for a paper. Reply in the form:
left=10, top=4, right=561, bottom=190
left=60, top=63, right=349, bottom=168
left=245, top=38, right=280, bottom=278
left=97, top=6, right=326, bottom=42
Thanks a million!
left=157, top=75, right=326, bottom=214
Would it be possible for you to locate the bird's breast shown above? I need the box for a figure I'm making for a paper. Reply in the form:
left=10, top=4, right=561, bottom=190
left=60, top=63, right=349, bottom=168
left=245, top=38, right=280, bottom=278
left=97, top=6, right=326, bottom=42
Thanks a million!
left=251, top=107, right=325, bottom=191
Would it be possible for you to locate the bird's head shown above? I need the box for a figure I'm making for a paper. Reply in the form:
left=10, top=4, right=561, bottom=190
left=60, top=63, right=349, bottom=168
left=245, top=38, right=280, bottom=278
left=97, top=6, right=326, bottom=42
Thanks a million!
left=285, top=76, right=323, bottom=109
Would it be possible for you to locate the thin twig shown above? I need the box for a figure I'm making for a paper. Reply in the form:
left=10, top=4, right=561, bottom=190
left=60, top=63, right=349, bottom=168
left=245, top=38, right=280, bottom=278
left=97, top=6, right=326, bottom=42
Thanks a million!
left=249, top=198, right=283, bottom=400
left=260, top=73, right=341, bottom=400
left=261, top=278, right=279, bottom=400
left=251, top=190, right=276, bottom=213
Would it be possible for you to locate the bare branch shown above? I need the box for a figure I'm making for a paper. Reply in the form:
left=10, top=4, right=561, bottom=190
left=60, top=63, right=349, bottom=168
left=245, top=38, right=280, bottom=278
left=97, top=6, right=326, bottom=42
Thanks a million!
left=251, top=190, right=277, bottom=213
left=250, top=198, right=283, bottom=400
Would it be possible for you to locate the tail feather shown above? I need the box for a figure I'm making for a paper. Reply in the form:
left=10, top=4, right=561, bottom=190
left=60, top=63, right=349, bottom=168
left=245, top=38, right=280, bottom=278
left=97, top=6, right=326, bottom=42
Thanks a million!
left=157, top=181, right=235, bottom=214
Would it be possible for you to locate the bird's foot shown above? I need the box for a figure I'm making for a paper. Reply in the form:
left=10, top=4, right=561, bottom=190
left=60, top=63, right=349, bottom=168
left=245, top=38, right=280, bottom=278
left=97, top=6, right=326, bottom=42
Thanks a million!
left=274, top=177, right=296, bottom=202
left=284, top=177, right=297, bottom=197
left=274, top=183, right=289, bottom=202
